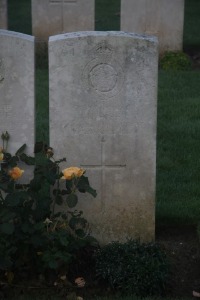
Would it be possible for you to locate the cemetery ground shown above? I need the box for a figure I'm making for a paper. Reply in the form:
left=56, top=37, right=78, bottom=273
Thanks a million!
left=3, top=0, right=200, bottom=299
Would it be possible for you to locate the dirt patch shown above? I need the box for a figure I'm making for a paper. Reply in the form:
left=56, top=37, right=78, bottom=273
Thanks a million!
left=156, top=225, right=200, bottom=298
left=1, top=225, right=200, bottom=299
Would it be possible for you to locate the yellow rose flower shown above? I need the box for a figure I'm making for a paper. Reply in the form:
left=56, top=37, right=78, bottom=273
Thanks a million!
left=9, top=167, right=24, bottom=180
left=61, top=167, right=84, bottom=180
left=0, top=152, right=4, bottom=161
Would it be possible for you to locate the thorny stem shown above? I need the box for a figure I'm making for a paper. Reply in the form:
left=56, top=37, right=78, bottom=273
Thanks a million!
left=51, top=163, right=60, bottom=217
left=5, top=139, right=8, bottom=152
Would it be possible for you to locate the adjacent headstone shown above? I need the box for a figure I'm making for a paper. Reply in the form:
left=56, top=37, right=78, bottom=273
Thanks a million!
left=0, top=0, right=7, bottom=29
left=121, top=0, right=185, bottom=54
left=31, top=0, right=95, bottom=42
left=49, top=31, right=158, bottom=244
left=0, top=30, right=35, bottom=158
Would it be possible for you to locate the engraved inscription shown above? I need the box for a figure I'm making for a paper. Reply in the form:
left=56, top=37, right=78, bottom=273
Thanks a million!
left=0, top=59, right=5, bottom=85
left=0, top=105, right=14, bottom=133
left=0, top=105, right=12, bottom=118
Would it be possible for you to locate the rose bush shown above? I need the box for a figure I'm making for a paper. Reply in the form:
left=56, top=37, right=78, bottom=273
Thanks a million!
left=0, top=132, right=97, bottom=292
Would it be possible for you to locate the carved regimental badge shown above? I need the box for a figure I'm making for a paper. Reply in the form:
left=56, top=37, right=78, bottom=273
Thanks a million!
left=83, top=41, right=124, bottom=98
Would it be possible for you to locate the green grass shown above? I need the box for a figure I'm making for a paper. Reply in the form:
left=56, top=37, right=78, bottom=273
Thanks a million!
left=183, top=0, right=200, bottom=51
left=156, top=70, right=200, bottom=225
left=95, top=0, right=120, bottom=30
left=7, top=0, right=32, bottom=35
left=35, top=69, right=49, bottom=143
left=6, top=0, right=200, bottom=226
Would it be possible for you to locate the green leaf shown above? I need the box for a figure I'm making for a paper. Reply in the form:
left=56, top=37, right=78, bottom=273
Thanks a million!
left=0, top=223, right=14, bottom=235
left=34, top=222, right=45, bottom=231
left=8, top=156, right=19, bottom=167
left=66, top=194, right=78, bottom=208
left=3, top=153, right=11, bottom=160
left=65, top=180, right=73, bottom=193
left=30, top=176, right=42, bottom=190
left=53, top=189, right=61, bottom=196
left=75, top=229, right=86, bottom=238
left=45, top=172, right=57, bottom=185
left=20, top=153, right=35, bottom=165
left=0, top=256, right=13, bottom=269
left=61, top=189, right=69, bottom=195
left=84, top=185, right=97, bottom=197
left=0, top=182, right=9, bottom=192
left=7, top=181, right=15, bottom=193
left=0, top=209, right=16, bottom=223
left=55, top=194, right=63, bottom=205
left=61, top=213, right=67, bottom=220
left=77, top=176, right=97, bottom=197
left=69, top=217, right=87, bottom=230
left=5, top=193, right=19, bottom=206
left=21, top=222, right=34, bottom=234
left=5, top=191, right=29, bottom=207
left=31, top=234, right=46, bottom=247
left=15, top=144, right=26, bottom=156
left=48, top=260, right=58, bottom=269
left=0, top=178, right=15, bottom=193
left=58, top=235, right=69, bottom=247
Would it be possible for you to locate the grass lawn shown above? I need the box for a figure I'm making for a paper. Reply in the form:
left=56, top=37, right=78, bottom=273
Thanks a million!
left=183, top=0, right=200, bottom=50
left=156, top=70, right=200, bottom=225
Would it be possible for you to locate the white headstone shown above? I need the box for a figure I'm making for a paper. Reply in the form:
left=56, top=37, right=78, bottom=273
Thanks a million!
left=31, top=0, right=95, bottom=42
left=121, top=0, right=185, bottom=54
left=0, top=30, right=35, bottom=157
left=0, top=0, right=7, bottom=29
left=49, top=31, right=158, bottom=244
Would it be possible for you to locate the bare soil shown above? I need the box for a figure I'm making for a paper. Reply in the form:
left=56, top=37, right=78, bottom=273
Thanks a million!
left=79, top=225, right=200, bottom=299
left=156, top=225, right=200, bottom=298
left=1, top=225, right=200, bottom=299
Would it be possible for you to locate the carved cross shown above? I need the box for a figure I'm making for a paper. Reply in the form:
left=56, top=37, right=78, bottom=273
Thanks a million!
left=81, top=137, right=126, bottom=199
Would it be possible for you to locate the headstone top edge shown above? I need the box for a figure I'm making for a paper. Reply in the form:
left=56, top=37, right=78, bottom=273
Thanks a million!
left=0, top=30, right=35, bottom=42
left=49, top=31, right=158, bottom=44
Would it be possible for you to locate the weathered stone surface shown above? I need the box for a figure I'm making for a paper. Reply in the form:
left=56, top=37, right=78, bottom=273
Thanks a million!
left=49, top=31, right=158, bottom=244
left=121, top=0, right=185, bottom=54
left=31, top=0, right=94, bottom=42
left=0, top=0, right=7, bottom=29
left=0, top=30, right=35, bottom=159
